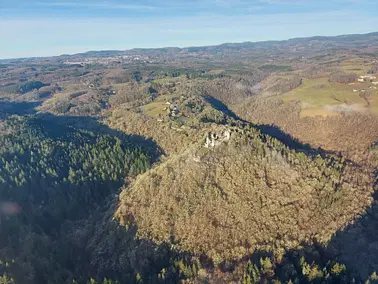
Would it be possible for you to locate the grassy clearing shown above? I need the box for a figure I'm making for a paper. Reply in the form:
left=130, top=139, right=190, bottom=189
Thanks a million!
left=41, top=92, right=70, bottom=104
left=281, top=77, right=371, bottom=117
left=141, top=94, right=179, bottom=118
left=340, top=58, right=372, bottom=75
left=152, top=75, right=187, bottom=84
left=208, top=69, right=225, bottom=75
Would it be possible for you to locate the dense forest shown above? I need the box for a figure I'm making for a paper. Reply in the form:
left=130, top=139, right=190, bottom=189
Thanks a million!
left=0, top=114, right=153, bottom=283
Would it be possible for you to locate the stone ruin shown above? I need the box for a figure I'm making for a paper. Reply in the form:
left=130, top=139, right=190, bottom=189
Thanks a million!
left=204, top=129, right=232, bottom=148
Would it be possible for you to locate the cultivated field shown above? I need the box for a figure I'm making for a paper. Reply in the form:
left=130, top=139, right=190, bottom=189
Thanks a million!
left=281, top=75, right=378, bottom=117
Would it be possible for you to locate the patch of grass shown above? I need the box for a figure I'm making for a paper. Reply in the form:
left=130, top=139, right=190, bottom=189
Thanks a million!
left=281, top=77, right=370, bottom=117
left=208, top=69, right=225, bottom=75
left=152, top=76, right=187, bottom=84
left=340, top=58, right=372, bottom=75
left=141, top=94, right=179, bottom=118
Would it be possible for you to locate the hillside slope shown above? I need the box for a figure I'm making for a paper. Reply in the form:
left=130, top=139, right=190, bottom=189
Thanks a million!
left=117, top=124, right=374, bottom=267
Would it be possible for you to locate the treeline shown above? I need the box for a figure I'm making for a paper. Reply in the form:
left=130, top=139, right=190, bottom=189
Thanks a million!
left=0, top=81, right=47, bottom=94
left=102, top=68, right=229, bottom=86
left=152, top=69, right=228, bottom=80
left=258, top=64, right=293, bottom=72
left=0, top=115, right=149, bottom=211
left=300, top=66, right=336, bottom=79
left=328, top=71, right=358, bottom=84
left=256, top=74, right=303, bottom=96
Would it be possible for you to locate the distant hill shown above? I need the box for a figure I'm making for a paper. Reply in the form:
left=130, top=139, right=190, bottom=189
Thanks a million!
left=74, top=31, right=378, bottom=58
left=1, top=31, right=378, bottom=61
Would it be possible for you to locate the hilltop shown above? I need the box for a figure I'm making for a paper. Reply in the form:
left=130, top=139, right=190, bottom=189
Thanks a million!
left=116, top=120, right=375, bottom=281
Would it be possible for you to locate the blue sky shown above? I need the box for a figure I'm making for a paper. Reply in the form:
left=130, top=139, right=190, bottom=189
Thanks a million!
left=0, top=0, right=377, bottom=59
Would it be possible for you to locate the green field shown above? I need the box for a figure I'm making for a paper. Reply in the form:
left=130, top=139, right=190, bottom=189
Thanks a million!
left=340, top=58, right=373, bottom=75
left=281, top=77, right=376, bottom=117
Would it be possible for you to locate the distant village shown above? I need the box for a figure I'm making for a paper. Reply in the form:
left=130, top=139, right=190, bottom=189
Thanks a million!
left=63, top=55, right=154, bottom=66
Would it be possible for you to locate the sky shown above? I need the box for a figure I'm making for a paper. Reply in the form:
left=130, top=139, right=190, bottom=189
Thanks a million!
left=0, top=0, right=377, bottom=59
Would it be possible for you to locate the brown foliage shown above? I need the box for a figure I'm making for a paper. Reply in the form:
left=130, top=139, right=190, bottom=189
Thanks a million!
left=235, top=96, right=378, bottom=160
left=108, top=107, right=204, bottom=155
left=200, top=78, right=253, bottom=105
left=117, top=127, right=373, bottom=264
left=328, top=72, right=358, bottom=84
left=300, top=66, right=336, bottom=79
left=108, top=82, right=152, bottom=107
left=254, top=74, right=303, bottom=96
left=367, top=64, right=378, bottom=74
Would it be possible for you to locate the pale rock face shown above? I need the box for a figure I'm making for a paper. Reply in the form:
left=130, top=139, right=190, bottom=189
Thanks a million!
left=224, top=129, right=231, bottom=141
left=204, top=129, right=232, bottom=148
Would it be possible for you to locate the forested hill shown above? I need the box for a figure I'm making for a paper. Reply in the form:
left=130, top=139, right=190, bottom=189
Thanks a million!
left=116, top=123, right=375, bottom=283
left=0, top=114, right=154, bottom=283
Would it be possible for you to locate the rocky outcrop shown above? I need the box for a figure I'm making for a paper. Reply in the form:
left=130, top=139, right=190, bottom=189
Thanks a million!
left=204, top=129, right=231, bottom=148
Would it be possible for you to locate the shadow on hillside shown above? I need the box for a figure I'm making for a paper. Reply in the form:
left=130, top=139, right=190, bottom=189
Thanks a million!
left=257, top=124, right=313, bottom=151
left=204, top=95, right=328, bottom=155
left=83, top=199, right=378, bottom=284
left=255, top=124, right=360, bottom=166
left=0, top=100, right=39, bottom=119
left=82, top=184, right=378, bottom=283
left=204, top=95, right=240, bottom=120
left=57, top=200, right=189, bottom=284
left=0, top=112, right=165, bottom=284
left=326, top=170, right=378, bottom=281
left=56, top=142, right=378, bottom=284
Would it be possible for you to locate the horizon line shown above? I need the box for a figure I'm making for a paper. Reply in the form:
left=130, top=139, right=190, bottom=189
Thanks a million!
left=1, top=30, right=377, bottom=61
